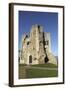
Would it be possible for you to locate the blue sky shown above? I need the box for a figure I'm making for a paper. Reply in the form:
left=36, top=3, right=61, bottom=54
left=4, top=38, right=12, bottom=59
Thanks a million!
left=19, top=11, right=58, bottom=56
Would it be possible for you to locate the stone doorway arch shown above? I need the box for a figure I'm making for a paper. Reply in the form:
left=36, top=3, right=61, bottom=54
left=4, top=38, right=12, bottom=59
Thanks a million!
left=29, top=55, right=32, bottom=64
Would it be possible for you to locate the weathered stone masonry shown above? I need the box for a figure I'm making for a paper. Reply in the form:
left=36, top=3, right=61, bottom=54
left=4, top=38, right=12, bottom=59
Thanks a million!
left=19, top=24, right=57, bottom=65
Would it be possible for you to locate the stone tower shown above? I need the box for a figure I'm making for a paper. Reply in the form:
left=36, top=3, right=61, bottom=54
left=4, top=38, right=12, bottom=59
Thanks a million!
left=19, top=24, right=57, bottom=65
left=30, top=25, right=46, bottom=64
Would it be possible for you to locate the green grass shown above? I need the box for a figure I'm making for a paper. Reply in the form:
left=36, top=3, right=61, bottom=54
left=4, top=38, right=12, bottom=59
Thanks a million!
left=31, top=63, right=58, bottom=68
left=26, top=68, right=58, bottom=78
left=19, top=63, right=58, bottom=79
left=19, top=65, right=26, bottom=79
left=19, top=63, right=57, bottom=68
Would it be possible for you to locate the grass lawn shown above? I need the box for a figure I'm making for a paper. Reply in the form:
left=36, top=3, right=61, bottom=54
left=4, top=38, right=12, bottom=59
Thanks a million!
left=31, top=63, right=58, bottom=68
left=26, top=68, right=58, bottom=78
left=19, top=63, right=58, bottom=79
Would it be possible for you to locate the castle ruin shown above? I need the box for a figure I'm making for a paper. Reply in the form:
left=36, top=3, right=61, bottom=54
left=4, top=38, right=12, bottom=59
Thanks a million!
left=19, top=24, right=57, bottom=65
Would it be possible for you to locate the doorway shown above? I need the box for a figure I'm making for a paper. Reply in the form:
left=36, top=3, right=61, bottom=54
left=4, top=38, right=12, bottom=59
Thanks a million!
left=44, top=55, right=49, bottom=63
left=29, top=55, right=32, bottom=64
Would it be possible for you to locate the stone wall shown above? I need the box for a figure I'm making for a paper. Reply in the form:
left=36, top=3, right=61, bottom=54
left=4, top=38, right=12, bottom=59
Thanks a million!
left=20, top=24, right=57, bottom=65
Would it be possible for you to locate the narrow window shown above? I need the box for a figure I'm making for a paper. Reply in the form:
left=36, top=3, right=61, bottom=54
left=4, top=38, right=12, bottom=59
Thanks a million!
left=27, top=42, right=29, bottom=45
left=45, top=41, right=48, bottom=45
left=38, top=25, right=40, bottom=33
